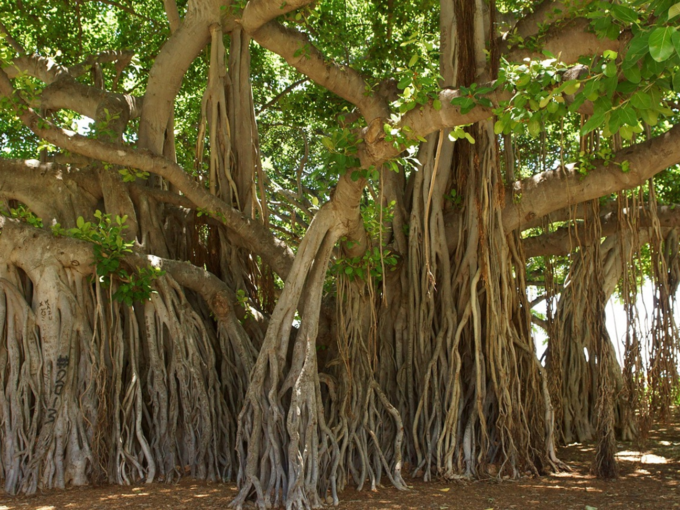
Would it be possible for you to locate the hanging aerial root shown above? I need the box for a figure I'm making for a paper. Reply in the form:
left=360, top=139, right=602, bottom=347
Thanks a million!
left=331, top=275, right=407, bottom=494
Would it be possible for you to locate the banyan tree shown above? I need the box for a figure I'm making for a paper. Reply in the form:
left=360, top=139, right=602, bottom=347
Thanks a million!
left=0, top=0, right=679, bottom=507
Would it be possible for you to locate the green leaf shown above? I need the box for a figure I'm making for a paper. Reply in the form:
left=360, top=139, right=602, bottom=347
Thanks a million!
left=408, top=54, right=418, bottom=67
left=618, top=105, right=637, bottom=127
left=77, top=216, right=84, bottom=229
left=451, top=96, right=476, bottom=113
left=639, top=107, right=659, bottom=126
left=648, top=26, right=677, bottom=62
left=528, top=117, right=541, bottom=138
left=623, top=31, right=650, bottom=67
left=619, top=124, right=634, bottom=140
left=494, top=119, right=505, bottom=135
left=623, top=64, right=641, bottom=83
left=321, top=137, right=334, bottom=150
left=672, top=30, right=680, bottom=57
left=516, top=74, right=531, bottom=88
left=610, top=4, right=638, bottom=23
left=608, top=109, right=625, bottom=133
left=673, top=72, right=680, bottom=92
left=581, top=112, right=605, bottom=135
left=603, top=61, right=617, bottom=78
left=616, top=80, right=638, bottom=94
left=562, top=80, right=581, bottom=95
left=568, top=93, right=586, bottom=112
left=433, top=99, right=442, bottom=111
left=630, top=91, right=653, bottom=110
left=669, top=1, right=680, bottom=19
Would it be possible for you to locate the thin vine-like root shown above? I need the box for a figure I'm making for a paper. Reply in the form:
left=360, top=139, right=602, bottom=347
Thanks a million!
left=646, top=181, right=679, bottom=422
left=332, top=275, right=407, bottom=494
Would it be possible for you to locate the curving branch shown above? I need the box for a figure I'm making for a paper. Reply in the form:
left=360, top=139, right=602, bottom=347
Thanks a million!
left=359, top=86, right=510, bottom=165
left=67, top=50, right=135, bottom=78
left=240, top=0, right=314, bottom=33
left=248, top=21, right=389, bottom=122
left=513, top=0, right=596, bottom=40
left=5, top=54, right=143, bottom=120
left=257, top=77, right=308, bottom=115
left=0, top=21, right=25, bottom=54
left=523, top=204, right=680, bottom=258
left=137, top=0, right=221, bottom=153
left=506, top=18, right=625, bottom=66
left=503, top=124, right=680, bottom=232
left=0, top=69, right=295, bottom=280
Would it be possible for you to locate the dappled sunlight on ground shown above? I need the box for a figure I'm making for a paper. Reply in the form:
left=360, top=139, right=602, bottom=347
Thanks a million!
left=1, top=411, right=679, bottom=509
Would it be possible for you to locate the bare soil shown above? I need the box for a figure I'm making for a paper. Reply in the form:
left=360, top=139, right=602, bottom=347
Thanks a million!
left=2, top=412, right=679, bottom=510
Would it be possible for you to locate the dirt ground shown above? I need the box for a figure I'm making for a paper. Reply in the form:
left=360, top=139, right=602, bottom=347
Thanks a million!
left=2, top=412, right=679, bottom=510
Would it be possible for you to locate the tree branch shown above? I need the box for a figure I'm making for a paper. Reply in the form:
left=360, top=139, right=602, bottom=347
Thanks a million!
left=0, top=21, right=25, bottom=54
left=163, top=0, right=182, bottom=33
left=137, top=0, right=221, bottom=153
left=249, top=21, right=389, bottom=122
left=531, top=314, right=549, bottom=332
left=256, top=77, right=308, bottom=115
left=513, top=0, right=596, bottom=40
left=506, top=18, right=624, bottom=65
left=503, top=125, right=680, bottom=232
left=359, top=86, right=510, bottom=166
left=67, top=50, right=135, bottom=78
left=240, top=0, right=314, bottom=33
left=5, top=55, right=143, bottom=120
left=523, top=203, right=680, bottom=257
left=0, top=70, right=295, bottom=279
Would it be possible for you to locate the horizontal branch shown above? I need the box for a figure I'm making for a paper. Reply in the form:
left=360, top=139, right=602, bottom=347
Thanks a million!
left=5, top=55, right=143, bottom=120
left=523, top=204, right=680, bottom=257
left=513, top=0, right=595, bottom=40
left=506, top=18, right=624, bottom=66
left=359, top=86, right=510, bottom=166
left=0, top=217, right=263, bottom=330
left=67, top=50, right=135, bottom=78
left=503, top=125, right=680, bottom=233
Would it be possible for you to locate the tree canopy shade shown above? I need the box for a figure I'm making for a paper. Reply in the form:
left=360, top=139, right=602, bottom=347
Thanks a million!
left=1, top=0, right=680, bottom=507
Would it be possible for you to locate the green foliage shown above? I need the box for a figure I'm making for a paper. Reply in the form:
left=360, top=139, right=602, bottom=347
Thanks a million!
left=235, top=289, right=253, bottom=321
left=444, top=188, right=463, bottom=206
left=570, top=146, right=631, bottom=175
left=320, top=127, right=362, bottom=176
left=329, top=200, right=398, bottom=284
left=450, top=83, right=497, bottom=115
left=56, top=211, right=164, bottom=305
left=119, top=168, right=150, bottom=183
left=495, top=56, right=575, bottom=138
left=330, top=245, right=398, bottom=283
left=393, top=54, right=441, bottom=115
left=88, top=108, right=120, bottom=140
left=0, top=203, right=43, bottom=228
